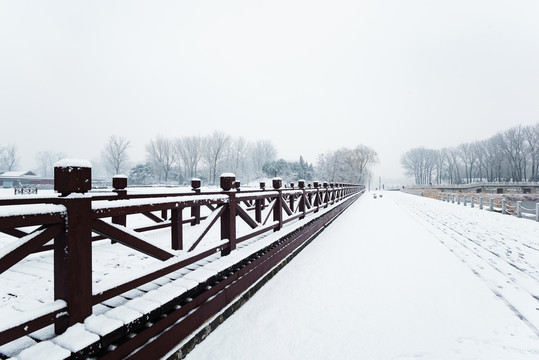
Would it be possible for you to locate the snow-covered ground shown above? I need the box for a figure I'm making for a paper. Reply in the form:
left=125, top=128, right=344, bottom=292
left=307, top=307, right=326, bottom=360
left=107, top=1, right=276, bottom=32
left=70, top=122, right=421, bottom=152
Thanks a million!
left=182, top=191, right=539, bottom=360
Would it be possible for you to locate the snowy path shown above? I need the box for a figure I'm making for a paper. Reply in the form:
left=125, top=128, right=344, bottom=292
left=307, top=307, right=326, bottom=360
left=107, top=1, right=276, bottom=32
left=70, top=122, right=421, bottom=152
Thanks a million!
left=394, top=194, right=539, bottom=336
left=181, top=191, right=539, bottom=360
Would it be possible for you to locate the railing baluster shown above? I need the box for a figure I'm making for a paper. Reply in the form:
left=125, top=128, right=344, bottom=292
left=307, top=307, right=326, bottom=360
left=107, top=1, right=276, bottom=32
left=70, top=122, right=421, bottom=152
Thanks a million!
left=111, top=175, right=128, bottom=245
left=298, top=180, right=306, bottom=219
left=289, top=182, right=295, bottom=212
left=220, top=174, right=237, bottom=256
left=53, top=162, right=93, bottom=334
left=171, top=207, right=183, bottom=250
left=273, top=178, right=283, bottom=231
left=313, top=181, right=320, bottom=213
left=191, top=178, right=201, bottom=225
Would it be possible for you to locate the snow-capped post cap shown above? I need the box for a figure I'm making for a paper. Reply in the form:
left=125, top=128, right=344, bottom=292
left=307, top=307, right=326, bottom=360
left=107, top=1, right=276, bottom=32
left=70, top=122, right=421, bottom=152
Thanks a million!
left=54, top=159, right=92, bottom=196
left=112, top=174, right=128, bottom=190
left=191, top=178, right=201, bottom=190
left=220, top=173, right=235, bottom=191
left=323, top=182, right=328, bottom=188
left=290, top=182, right=295, bottom=188
left=298, top=180, right=305, bottom=189
left=259, top=181, right=265, bottom=190
left=272, top=177, right=282, bottom=189
left=313, top=181, right=319, bottom=188
left=234, top=181, right=241, bottom=191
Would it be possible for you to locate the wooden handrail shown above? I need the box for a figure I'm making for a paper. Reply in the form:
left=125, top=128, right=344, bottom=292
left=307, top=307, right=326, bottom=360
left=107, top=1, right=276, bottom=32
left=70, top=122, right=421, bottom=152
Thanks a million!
left=0, top=165, right=364, bottom=346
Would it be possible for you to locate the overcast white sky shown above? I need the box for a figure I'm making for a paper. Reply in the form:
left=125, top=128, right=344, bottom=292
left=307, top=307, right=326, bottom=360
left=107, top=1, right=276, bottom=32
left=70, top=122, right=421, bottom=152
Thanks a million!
left=1, top=1, right=539, bottom=184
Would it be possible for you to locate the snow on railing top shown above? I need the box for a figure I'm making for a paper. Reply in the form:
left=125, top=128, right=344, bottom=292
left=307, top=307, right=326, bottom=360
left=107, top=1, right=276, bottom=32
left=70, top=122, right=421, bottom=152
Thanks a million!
left=92, top=194, right=229, bottom=212
left=0, top=204, right=66, bottom=218
left=0, top=300, right=67, bottom=333
left=53, top=159, right=92, bottom=168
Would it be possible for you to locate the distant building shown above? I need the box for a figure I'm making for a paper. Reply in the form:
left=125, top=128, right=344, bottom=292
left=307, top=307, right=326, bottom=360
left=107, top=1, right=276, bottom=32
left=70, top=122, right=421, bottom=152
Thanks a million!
left=0, top=171, right=54, bottom=188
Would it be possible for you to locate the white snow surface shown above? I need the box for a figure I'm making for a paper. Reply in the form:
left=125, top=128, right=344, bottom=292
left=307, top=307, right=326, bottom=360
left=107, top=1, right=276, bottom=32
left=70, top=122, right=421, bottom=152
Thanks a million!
left=0, top=204, right=66, bottom=218
left=53, top=159, right=92, bottom=168
left=92, top=194, right=228, bottom=211
left=183, top=191, right=539, bottom=360
left=51, top=323, right=99, bottom=352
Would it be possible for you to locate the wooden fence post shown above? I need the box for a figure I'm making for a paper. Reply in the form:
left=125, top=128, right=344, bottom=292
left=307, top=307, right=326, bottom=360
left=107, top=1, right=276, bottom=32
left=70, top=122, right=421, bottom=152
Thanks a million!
left=220, top=174, right=236, bottom=256
left=255, top=182, right=265, bottom=223
left=289, top=182, right=295, bottom=212
left=112, top=175, right=128, bottom=227
left=323, top=182, right=329, bottom=208
left=191, top=178, right=201, bottom=225
left=273, top=178, right=283, bottom=231
left=171, top=207, right=183, bottom=250
left=313, top=181, right=320, bottom=213
left=517, top=201, right=522, bottom=218
left=298, top=180, right=306, bottom=220
left=53, top=161, right=93, bottom=334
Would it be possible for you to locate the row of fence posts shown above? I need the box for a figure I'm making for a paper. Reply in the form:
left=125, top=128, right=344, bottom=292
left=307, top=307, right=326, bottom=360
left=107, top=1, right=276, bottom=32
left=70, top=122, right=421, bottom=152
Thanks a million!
left=48, top=164, right=358, bottom=334
left=438, top=193, right=539, bottom=221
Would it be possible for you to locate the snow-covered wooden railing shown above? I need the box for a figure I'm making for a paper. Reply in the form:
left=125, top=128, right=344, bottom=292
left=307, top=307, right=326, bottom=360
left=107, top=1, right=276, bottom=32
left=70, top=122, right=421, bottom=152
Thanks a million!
left=0, top=161, right=364, bottom=349
left=438, top=193, right=539, bottom=221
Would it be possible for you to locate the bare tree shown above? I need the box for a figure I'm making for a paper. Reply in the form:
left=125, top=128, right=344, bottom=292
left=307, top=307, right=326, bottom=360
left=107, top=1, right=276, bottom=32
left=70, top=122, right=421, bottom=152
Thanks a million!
left=523, top=124, right=539, bottom=181
left=202, top=132, right=231, bottom=184
left=0, top=145, right=18, bottom=172
left=316, top=146, right=378, bottom=184
left=401, top=147, right=438, bottom=185
left=499, top=126, right=526, bottom=181
left=35, top=151, right=65, bottom=177
left=458, top=143, right=478, bottom=184
left=175, top=136, right=203, bottom=180
left=102, top=135, right=131, bottom=175
left=345, top=145, right=379, bottom=184
left=250, top=140, right=277, bottom=177
left=230, top=137, right=249, bottom=179
left=146, top=136, right=176, bottom=183
left=433, top=149, right=445, bottom=185
left=316, top=150, right=343, bottom=183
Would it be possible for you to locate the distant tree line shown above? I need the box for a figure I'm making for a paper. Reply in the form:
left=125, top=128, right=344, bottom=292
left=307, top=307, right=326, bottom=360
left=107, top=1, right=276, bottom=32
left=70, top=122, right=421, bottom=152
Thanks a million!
left=121, top=132, right=279, bottom=185
left=101, top=133, right=377, bottom=186
left=401, top=123, right=539, bottom=185
left=4, top=132, right=377, bottom=187
left=316, top=145, right=379, bottom=184
left=262, top=156, right=315, bottom=182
